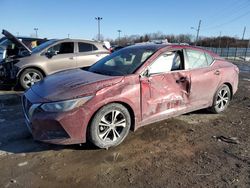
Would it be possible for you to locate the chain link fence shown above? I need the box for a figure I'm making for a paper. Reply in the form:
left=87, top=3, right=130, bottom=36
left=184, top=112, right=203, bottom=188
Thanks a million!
left=202, top=47, right=250, bottom=62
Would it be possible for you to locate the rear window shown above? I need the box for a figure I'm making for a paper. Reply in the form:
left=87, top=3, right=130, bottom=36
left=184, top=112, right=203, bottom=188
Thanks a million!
left=78, top=42, right=98, bottom=52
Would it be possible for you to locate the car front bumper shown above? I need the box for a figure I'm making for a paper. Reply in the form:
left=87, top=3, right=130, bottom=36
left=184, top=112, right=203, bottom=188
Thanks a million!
left=22, top=92, right=90, bottom=145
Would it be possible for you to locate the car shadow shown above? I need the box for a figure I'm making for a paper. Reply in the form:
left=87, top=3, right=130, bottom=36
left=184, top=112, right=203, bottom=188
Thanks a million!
left=0, top=137, right=98, bottom=155
left=184, top=108, right=214, bottom=115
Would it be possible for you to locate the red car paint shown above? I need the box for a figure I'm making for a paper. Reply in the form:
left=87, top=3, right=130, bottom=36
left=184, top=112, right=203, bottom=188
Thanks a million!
left=22, top=44, right=239, bottom=145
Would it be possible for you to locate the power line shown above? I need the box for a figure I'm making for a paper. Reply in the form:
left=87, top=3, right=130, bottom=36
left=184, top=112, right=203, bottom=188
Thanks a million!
left=203, top=9, right=250, bottom=31
left=203, top=0, right=250, bottom=29
left=206, top=0, right=249, bottom=21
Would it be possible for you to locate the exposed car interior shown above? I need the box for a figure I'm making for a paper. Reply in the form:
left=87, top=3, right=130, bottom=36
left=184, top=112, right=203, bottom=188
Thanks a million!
left=149, top=50, right=184, bottom=75
left=6, top=43, right=30, bottom=58
left=47, top=42, right=74, bottom=55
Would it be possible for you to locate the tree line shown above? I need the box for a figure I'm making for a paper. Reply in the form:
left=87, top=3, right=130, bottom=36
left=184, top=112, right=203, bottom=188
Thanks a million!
left=107, top=32, right=250, bottom=48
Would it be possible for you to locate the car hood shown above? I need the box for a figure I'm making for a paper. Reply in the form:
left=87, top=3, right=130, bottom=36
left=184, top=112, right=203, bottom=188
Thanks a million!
left=2, top=29, right=31, bottom=54
left=31, top=69, right=123, bottom=101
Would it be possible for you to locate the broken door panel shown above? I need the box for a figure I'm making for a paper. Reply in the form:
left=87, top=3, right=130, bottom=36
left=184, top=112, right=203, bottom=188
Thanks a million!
left=140, top=71, right=190, bottom=121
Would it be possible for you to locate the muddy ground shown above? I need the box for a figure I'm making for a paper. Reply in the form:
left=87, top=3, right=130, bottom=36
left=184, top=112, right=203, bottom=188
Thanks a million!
left=0, top=61, right=249, bottom=188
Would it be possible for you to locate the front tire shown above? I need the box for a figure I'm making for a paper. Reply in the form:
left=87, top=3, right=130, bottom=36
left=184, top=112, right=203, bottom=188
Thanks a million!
left=210, top=84, right=231, bottom=113
left=20, top=68, right=44, bottom=90
left=89, top=103, right=131, bottom=149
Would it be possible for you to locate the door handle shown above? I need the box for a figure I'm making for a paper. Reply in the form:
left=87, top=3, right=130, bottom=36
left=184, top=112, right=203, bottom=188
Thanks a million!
left=69, top=57, right=74, bottom=60
left=176, top=77, right=187, bottom=83
left=214, top=70, right=220, bottom=75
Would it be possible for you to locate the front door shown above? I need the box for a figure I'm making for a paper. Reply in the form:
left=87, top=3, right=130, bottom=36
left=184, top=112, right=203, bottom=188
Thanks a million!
left=140, top=50, right=191, bottom=122
left=46, top=42, right=77, bottom=74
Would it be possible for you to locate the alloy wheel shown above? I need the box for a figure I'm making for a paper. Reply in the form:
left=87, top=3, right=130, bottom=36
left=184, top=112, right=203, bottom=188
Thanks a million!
left=98, top=110, right=127, bottom=143
left=23, top=72, right=42, bottom=88
left=216, top=87, right=229, bottom=110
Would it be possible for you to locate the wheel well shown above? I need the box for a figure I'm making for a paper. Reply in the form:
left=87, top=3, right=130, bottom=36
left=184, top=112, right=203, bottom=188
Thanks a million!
left=118, top=102, right=135, bottom=131
left=18, top=67, right=46, bottom=78
left=223, top=82, right=233, bottom=100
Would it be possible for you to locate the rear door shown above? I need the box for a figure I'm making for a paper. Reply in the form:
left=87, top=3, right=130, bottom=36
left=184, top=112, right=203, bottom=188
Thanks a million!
left=183, top=48, right=221, bottom=106
left=45, top=42, right=77, bottom=74
left=140, top=49, right=191, bottom=122
left=76, top=42, right=108, bottom=68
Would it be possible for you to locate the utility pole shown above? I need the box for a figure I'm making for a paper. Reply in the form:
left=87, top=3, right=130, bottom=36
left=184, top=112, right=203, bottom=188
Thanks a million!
left=218, top=31, right=222, bottom=48
left=196, top=20, right=201, bottom=46
left=242, top=26, right=246, bottom=40
left=117, top=30, right=122, bottom=45
left=95, top=17, right=103, bottom=41
left=34, top=28, right=38, bottom=38
left=191, top=20, right=201, bottom=46
left=67, top=34, right=70, bottom=39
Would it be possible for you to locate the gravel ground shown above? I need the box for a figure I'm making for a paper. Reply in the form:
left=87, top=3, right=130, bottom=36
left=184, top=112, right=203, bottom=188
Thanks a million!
left=0, top=61, right=249, bottom=188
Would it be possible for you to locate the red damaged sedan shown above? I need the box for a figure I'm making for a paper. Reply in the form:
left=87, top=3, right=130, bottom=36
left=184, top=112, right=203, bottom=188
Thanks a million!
left=22, top=44, right=239, bottom=148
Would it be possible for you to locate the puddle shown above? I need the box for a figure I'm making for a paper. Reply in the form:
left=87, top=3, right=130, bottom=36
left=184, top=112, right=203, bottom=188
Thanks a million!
left=243, top=78, right=250, bottom=82
left=0, top=94, right=21, bottom=106
left=0, top=119, right=6, bottom=123
left=0, top=108, right=14, bottom=112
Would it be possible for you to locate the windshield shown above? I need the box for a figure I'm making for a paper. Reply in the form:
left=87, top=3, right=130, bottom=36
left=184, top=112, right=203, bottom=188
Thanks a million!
left=0, top=39, right=7, bottom=46
left=32, top=39, right=57, bottom=54
left=88, top=46, right=156, bottom=76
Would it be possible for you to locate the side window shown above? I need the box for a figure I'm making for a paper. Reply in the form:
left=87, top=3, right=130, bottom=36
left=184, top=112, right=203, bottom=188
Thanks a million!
left=78, top=42, right=98, bottom=52
left=48, top=42, right=74, bottom=54
left=149, top=51, right=182, bottom=75
left=205, top=53, right=214, bottom=65
left=185, top=49, right=208, bottom=69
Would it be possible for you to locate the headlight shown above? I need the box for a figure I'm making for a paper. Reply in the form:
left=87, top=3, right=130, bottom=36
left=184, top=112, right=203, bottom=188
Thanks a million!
left=41, top=96, right=92, bottom=112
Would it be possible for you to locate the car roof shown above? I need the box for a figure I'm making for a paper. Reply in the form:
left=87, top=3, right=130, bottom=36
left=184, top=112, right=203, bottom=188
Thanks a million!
left=51, top=39, right=104, bottom=44
left=124, top=43, right=219, bottom=58
left=124, top=43, right=167, bottom=51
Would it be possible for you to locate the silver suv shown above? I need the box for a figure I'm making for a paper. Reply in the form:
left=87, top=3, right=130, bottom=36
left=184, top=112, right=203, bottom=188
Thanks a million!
left=0, top=30, right=110, bottom=89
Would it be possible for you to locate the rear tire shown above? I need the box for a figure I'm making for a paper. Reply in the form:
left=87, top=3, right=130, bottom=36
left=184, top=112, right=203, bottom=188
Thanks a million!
left=89, top=103, right=131, bottom=149
left=19, top=68, right=44, bottom=90
left=210, top=84, right=231, bottom=114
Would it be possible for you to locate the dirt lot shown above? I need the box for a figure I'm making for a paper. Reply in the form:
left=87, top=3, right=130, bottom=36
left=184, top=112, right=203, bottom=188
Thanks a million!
left=0, top=61, right=249, bottom=188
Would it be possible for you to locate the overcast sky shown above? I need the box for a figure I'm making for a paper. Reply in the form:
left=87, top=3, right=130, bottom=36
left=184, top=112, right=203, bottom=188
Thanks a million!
left=1, top=0, right=250, bottom=40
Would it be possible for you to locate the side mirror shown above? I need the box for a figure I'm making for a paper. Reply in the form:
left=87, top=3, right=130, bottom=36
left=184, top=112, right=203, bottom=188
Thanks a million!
left=142, top=67, right=150, bottom=77
left=45, top=51, right=56, bottom=58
